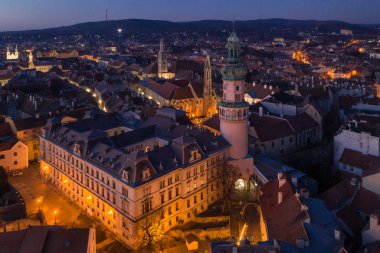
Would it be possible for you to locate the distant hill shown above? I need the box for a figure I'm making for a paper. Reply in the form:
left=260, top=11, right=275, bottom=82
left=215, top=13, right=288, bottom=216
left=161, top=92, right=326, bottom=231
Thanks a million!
left=1, top=18, right=378, bottom=35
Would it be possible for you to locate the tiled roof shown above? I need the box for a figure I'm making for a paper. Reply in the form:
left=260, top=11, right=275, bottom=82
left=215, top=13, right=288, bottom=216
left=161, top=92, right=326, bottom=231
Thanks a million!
left=319, top=179, right=357, bottom=211
left=339, top=149, right=380, bottom=174
left=260, top=179, right=309, bottom=244
left=0, top=226, right=91, bottom=253
left=351, top=188, right=380, bottom=216
left=249, top=114, right=294, bottom=142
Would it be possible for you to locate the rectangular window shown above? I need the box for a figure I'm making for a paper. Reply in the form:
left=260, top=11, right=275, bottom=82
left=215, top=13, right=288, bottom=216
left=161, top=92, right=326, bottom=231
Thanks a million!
left=122, top=187, right=128, bottom=198
left=13, top=152, right=17, bottom=156
left=161, top=194, right=165, bottom=204
left=0, top=154, right=4, bottom=159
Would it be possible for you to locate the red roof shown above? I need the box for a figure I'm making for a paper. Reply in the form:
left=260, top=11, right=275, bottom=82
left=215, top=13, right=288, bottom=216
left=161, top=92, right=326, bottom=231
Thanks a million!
left=260, top=178, right=309, bottom=244
left=0, top=123, right=13, bottom=137
left=250, top=114, right=294, bottom=142
left=319, top=179, right=357, bottom=211
left=339, top=149, right=380, bottom=176
left=351, top=188, right=380, bottom=216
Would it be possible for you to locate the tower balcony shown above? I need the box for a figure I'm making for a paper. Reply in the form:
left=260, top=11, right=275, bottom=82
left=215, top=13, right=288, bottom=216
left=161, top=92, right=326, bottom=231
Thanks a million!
left=219, top=102, right=249, bottom=122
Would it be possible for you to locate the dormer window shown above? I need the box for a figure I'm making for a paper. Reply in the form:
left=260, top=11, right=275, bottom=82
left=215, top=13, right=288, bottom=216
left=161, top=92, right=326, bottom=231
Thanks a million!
left=189, top=148, right=201, bottom=163
left=73, top=143, right=81, bottom=156
left=142, top=168, right=151, bottom=181
left=122, top=170, right=130, bottom=182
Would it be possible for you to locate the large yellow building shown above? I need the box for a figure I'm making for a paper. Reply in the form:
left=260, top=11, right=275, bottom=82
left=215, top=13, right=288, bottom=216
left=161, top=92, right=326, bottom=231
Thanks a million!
left=39, top=110, right=229, bottom=249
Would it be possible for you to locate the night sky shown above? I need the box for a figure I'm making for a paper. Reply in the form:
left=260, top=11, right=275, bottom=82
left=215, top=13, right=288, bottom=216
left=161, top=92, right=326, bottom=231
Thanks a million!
left=1, top=0, right=380, bottom=31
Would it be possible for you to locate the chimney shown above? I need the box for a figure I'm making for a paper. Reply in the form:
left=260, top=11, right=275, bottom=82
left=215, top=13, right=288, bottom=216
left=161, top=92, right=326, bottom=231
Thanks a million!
left=259, top=106, right=263, bottom=117
left=277, top=172, right=283, bottom=180
left=278, top=191, right=283, bottom=204
left=350, top=177, right=357, bottom=186
left=291, top=177, right=298, bottom=187
left=300, top=188, right=309, bottom=199
left=370, top=213, right=379, bottom=229
left=334, top=229, right=341, bottom=241
left=296, top=238, right=305, bottom=249
left=273, top=238, right=279, bottom=248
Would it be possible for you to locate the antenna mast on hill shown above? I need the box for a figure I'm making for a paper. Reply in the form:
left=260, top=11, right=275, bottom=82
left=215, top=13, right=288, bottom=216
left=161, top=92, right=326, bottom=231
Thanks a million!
left=106, top=7, right=108, bottom=21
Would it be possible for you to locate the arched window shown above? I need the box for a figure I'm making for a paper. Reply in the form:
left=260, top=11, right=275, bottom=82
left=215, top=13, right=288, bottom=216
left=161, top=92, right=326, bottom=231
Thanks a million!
left=232, top=110, right=237, bottom=117
left=243, top=109, right=247, bottom=117
left=237, top=110, right=242, bottom=117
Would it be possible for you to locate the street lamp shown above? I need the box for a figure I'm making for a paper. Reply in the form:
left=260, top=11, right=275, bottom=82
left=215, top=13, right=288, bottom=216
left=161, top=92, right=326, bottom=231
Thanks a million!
left=54, top=210, right=57, bottom=225
left=37, top=197, right=42, bottom=211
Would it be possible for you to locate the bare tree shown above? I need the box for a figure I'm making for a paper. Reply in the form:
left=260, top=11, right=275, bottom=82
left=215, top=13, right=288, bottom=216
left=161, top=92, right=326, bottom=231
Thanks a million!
left=220, top=162, right=240, bottom=213
left=136, top=210, right=164, bottom=252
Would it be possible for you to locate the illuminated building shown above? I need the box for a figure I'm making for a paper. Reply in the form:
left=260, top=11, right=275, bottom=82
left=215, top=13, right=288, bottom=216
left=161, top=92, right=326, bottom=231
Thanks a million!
left=39, top=109, right=229, bottom=249
left=6, top=45, right=19, bottom=60
left=218, top=26, right=254, bottom=187
left=0, top=136, right=28, bottom=172
left=36, top=49, right=79, bottom=59
left=157, top=39, right=175, bottom=79
left=292, top=50, right=309, bottom=64
left=141, top=56, right=218, bottom=118
left=340, top=29, right=353, bottom=36
left=20, top=50, right=62, bottom=73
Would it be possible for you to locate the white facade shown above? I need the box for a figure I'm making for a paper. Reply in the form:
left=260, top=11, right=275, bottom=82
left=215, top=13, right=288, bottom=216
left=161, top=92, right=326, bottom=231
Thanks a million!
left=0, top=140, right=28, bottom=172
left=334, top=129, right=380, bottom=167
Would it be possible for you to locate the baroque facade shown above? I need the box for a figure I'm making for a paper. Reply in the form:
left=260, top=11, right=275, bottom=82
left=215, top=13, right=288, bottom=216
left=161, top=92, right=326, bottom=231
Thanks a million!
left=39, top=110, right=229, bottom=248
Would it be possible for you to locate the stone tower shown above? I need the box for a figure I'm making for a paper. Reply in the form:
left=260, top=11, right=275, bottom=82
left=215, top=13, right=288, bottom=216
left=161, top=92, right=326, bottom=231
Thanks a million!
left=203, top=55, right=213, bottom=116
left=28, top=50, right=34, bottom=68
left=157, top=38, right=168, bottom=77
left=219, top=27, right=249, bottom=160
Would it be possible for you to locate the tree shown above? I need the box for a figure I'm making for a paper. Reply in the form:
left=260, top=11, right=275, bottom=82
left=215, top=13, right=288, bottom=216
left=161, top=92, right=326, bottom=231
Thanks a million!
left=220, top=162, right=240, bottom=213
left=0, top=166, right=8, bottom=193
left=136, top=210, right=164, bottom=253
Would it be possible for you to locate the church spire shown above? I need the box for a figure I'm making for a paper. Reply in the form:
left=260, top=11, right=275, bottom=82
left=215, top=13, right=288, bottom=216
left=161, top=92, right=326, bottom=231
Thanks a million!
left=158, top=38, right=168, bottom=77
left=203, top=55, right=212, bottom=116
left=226, top=20, right=241, bottom=64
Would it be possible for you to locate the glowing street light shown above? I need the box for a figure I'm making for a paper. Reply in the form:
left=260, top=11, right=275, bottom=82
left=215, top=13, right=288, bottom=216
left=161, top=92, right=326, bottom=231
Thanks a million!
left=117, top=28, right=123, bottom=33
left=54, top=210, right=58, bottom=224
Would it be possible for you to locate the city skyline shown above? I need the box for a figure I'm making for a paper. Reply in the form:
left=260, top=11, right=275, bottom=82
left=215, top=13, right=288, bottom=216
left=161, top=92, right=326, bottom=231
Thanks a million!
left=1, top=0, right=380, bottom=31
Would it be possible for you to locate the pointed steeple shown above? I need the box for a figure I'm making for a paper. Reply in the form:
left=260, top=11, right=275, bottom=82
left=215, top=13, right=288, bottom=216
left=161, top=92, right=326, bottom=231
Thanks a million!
left=158, top=38, right=168, bottom=76
left=203, top=55, right=213, bottom=116
left=226, top=19, right=241, bottom=64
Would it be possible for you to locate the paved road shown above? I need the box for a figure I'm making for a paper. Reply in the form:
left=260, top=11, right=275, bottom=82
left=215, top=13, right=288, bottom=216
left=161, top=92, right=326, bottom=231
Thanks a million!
left=8, top=165, right=82, bottom=227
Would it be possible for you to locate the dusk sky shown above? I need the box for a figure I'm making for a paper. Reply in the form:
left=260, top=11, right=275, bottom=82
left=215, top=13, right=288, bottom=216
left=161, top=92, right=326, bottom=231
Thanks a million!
left=1, top=0, right=380, bottom=31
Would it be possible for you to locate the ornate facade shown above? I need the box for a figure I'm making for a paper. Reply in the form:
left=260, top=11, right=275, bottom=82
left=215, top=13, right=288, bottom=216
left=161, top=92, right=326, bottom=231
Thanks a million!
left=6, top=45, right=19, bottom=60
left=39, top=111, right=228, bottom=249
